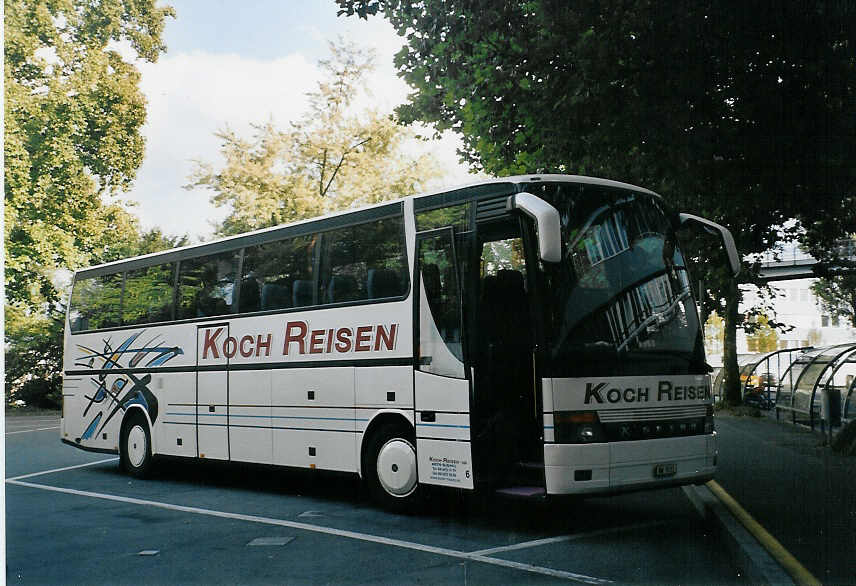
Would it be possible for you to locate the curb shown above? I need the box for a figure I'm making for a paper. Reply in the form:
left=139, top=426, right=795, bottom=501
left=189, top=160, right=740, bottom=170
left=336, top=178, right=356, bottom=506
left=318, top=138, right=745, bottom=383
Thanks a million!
left=682, top=482, right=820, bottom=586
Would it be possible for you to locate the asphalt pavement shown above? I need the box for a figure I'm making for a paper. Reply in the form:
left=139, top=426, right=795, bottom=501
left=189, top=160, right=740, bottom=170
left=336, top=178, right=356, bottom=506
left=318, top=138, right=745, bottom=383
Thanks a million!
left=713, top=412, right=856, bottom=585
left=6, top=411, right=743, bottom=585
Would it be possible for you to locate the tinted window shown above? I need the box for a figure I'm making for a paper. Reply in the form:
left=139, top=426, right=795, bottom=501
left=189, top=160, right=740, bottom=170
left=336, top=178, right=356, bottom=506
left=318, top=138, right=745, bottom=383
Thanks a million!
left=69, top=273, right=123, bottom=332
left=319, top=216, right=407, bottom=305
left=415, top=203, right=470, bottom=232
left=177, top=251, right=240, bottom=319
left=241, top=235, right=317, bottom=312
left=533, top=182, right=703, bottom=377
left=418, top=231, right=464, bottom=376
left=123, top=263, right=175, bottom=326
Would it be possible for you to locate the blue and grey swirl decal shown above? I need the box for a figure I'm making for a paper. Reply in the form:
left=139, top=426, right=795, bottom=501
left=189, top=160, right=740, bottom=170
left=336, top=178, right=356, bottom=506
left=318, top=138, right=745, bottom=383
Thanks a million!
left=75, top=331, right=183, bottom=441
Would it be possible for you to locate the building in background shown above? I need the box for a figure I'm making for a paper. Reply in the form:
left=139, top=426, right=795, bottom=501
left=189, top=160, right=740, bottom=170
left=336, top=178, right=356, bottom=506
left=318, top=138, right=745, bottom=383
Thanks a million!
left=705, top=277, right=856, bottom=367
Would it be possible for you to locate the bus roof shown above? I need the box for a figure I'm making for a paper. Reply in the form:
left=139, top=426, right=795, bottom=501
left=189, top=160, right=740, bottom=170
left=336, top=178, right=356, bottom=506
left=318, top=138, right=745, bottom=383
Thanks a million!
left=74, top=174, right=658, bottom=278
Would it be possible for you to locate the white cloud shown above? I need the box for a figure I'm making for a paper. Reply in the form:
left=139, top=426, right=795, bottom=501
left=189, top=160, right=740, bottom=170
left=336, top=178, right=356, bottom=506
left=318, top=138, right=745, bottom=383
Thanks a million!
left=126, top=34, right=476, bottom=240
left=128, top=52, right=319, bottom=239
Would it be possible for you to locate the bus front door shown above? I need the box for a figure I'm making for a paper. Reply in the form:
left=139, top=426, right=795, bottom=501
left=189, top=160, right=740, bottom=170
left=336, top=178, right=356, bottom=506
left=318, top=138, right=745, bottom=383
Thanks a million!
left=471, top=220, right=543, bottom=490
left=414, top=228, right=474, bottom=490
left=196, top=323, right=230, bottom=460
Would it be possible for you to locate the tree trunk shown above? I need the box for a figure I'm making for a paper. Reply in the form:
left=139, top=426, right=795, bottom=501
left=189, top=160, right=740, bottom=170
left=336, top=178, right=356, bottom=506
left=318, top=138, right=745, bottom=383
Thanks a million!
left=723, top=278, right=742, bottom=406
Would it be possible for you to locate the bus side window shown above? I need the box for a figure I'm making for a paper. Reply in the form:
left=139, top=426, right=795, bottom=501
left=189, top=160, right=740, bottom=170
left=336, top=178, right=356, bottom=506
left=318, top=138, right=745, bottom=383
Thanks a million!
left=242, top=235, right=315, bottom=312
left=176, top=251, right=240, bottom=319
left=123, top=263, right=175, bottom=326
left=417, top=232, right=465, bottom=377
left=68, top=273, right=123, bottom=332
left=318, top=215, right=407, bottom=306
left=362, top=216, right=407, bottom=300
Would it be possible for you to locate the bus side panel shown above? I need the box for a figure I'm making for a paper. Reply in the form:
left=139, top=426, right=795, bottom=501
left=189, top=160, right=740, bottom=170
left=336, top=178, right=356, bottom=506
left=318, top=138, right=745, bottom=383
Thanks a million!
left=228, top=369, right=272, bottom=464
left=155, top=371, right=197, bottom=458
left=62, top=325, right=196, bottom=455
left=355, top=366, right=413, bottom=409
left=60, top=375, right=86, bottom=445
left=271, top=367, right=356, bottom=471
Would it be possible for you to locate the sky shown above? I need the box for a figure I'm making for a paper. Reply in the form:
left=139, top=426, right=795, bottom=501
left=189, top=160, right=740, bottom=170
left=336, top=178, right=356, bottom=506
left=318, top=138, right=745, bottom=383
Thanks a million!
left=126, top=0, right=472, bottom=240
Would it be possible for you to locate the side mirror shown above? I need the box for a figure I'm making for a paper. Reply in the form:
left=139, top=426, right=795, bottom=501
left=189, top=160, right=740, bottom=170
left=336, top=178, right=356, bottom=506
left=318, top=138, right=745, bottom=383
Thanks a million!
left=678, top=213, right=741, bottom=277
left=506, top=192, right=562, bottom=263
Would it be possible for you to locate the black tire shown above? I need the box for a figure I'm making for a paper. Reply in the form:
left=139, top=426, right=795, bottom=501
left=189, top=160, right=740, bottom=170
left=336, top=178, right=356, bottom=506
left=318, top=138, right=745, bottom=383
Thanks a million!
left=120, top=411, right=154, bottom=479
left=364, top=423, right=422, bottom=512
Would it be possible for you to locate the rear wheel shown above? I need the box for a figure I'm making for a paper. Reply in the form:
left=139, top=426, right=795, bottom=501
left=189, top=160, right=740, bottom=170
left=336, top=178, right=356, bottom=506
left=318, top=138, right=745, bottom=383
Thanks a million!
left=120, top=412, right=153, bottom=478
left=365, top=423, right=421, bottom=512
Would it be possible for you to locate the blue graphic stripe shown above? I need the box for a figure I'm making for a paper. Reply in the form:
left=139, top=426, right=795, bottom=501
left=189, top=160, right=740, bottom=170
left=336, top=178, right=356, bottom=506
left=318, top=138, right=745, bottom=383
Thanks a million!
left=416, top=423, right=470, bottom=429
left=81, top=413, right=103, bottom=440
left=165, top=412, right=369, bottom=422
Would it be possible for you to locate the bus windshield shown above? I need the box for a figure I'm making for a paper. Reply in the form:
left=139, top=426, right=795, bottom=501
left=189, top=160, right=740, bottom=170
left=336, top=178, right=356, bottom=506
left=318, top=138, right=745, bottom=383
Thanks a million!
left=532, top=182, right=705, bottom=378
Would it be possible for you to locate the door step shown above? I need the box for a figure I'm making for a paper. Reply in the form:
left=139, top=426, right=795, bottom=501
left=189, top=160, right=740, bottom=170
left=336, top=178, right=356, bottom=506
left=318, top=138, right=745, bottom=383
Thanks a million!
left=495, top=486, right=546, bottom=499
left=508, top=460, right=544, bottom=486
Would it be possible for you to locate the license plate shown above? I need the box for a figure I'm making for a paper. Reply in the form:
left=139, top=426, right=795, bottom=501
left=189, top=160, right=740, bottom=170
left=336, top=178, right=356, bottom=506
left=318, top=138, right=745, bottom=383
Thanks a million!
left=653, top=463, right=677, bottom=478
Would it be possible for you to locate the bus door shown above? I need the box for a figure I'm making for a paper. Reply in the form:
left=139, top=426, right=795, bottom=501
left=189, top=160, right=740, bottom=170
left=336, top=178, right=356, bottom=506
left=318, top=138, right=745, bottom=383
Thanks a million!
left=196, top=323, right=230, bottom=460
left=414, top=227, right=474, bottom=490
left=471, top=217, right=542, bottom=489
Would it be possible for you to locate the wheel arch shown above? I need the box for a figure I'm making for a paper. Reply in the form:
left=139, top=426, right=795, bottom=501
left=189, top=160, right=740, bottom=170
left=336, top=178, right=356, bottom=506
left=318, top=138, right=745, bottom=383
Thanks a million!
left=358, top=410, right=414, bottom=478
left=121, top=405, right=157, bottom=455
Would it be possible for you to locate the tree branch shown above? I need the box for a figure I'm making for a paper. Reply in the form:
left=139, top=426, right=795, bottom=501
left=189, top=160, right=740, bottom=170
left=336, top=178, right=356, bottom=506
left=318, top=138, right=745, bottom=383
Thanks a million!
left=321, top=137, right=371, bottom=198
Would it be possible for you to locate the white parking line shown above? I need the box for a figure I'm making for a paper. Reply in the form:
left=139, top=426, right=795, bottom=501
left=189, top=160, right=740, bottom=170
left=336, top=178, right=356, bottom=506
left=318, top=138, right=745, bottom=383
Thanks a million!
left=7, top=477, right=612, bottom=584
left=6, top=458, right=118, bottom=482
left=469, top=520, right=672, bottom=556
left=6, top=426, right=60, bottom=435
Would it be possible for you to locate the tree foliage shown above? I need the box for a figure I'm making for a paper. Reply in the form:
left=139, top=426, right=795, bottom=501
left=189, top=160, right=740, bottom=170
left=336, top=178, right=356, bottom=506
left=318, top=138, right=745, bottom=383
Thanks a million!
left=745, top=315, right=779, bottom=353
left=704, top=312, right=725, bottom=357
left=188, top=40, right=442, bottom=237
left=339, top=0, right=856, bottom=404
left=811, top=275, right=856, bottom=328
left=4, top=0, right=174, bottom=309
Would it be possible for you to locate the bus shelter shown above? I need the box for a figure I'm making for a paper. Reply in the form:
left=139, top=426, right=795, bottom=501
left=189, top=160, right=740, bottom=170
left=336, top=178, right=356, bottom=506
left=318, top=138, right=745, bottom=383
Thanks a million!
left=712, top=348, right=811, bottom=406
left=825, top=347, right=856, bottom=425
left=776, top=343, right=856, bottom=431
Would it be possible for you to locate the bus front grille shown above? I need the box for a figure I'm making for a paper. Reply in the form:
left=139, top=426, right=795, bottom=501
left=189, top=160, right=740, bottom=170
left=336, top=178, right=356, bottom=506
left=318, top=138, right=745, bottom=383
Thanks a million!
left=597, top=405, right=707, bottom=422
left=598, top=406, right=708, bottom=442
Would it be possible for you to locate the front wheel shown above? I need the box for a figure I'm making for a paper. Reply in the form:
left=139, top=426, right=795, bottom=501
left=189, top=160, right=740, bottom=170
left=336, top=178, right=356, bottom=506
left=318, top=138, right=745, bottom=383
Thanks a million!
left=365, top=423, right=421, bottom=512
left=120, top=412, right=154, bottom=478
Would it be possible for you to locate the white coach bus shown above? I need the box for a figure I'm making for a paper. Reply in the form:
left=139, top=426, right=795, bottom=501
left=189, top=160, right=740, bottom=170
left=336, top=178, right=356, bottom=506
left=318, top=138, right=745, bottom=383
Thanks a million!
left=61, top=175, right=739, bottom=510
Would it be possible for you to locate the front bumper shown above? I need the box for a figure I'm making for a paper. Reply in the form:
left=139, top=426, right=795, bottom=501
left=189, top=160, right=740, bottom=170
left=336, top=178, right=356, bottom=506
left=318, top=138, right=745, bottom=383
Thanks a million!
left=544, top=433, right=717, bottom=495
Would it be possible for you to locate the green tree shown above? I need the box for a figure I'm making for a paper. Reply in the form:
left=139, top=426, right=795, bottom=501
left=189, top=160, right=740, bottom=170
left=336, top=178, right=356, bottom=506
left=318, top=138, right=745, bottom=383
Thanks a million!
left=338, top=1, right=856, bottom=405
left=812, top=275, right=856, bottom=328
left=704, top=312, right=725, bottom=357
left=4, top=0, right=174, bottom=309
left=4, top=305, right=65, bottom=409
left=188, top=40, right=442, bottom=236
left=745, top=315, right=779, bottom=353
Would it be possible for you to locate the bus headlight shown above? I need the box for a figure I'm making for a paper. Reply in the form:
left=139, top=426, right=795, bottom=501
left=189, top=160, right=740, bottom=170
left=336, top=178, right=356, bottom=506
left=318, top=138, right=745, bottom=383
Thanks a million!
left=554, top=411, right=605, bottom=444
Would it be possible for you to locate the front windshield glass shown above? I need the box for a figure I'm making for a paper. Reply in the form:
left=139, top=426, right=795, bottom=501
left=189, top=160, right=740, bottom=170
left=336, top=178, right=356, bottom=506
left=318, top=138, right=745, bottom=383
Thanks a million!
left=529, top=182, right=705, bottom=377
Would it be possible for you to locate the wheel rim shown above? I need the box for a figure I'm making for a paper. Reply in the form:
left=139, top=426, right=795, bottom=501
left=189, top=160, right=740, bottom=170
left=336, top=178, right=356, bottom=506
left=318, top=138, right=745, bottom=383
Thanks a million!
left=376, top=438, right=417, bottom=497
left=127, top=424, right=147, bottom=468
